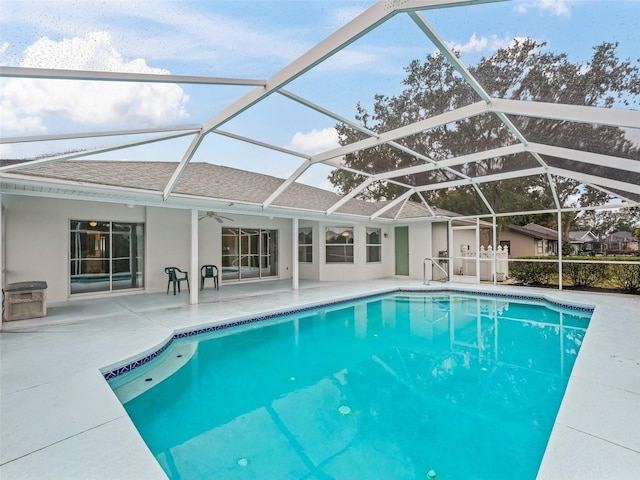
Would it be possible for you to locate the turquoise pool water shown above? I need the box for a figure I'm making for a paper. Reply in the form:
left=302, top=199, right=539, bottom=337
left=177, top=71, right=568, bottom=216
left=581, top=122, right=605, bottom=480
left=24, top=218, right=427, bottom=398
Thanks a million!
left=113, top=292, right=591, bottom=480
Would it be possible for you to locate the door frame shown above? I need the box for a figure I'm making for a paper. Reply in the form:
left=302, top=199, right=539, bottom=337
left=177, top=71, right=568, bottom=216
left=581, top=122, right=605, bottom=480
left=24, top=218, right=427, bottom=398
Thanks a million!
left=394, top=226, right=409, bottom=276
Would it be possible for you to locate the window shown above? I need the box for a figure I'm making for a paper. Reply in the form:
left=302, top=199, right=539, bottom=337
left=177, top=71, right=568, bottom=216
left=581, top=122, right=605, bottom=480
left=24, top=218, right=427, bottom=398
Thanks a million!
left=70, top=220, right=144, bottom=294
left=298, top=227, right=313, bottom=263
left=366, top=228, right=381, bottom=262
left=222, top=228, right=278, bottom=281
left=537, top=240, right=544, bottom=254
left=326, top=227, right=353, bottom=263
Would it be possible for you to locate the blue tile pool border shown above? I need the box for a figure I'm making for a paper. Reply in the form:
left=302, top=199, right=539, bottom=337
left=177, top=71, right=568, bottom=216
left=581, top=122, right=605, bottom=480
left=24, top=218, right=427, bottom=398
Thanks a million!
left=102, top=287, right=594, bottom=381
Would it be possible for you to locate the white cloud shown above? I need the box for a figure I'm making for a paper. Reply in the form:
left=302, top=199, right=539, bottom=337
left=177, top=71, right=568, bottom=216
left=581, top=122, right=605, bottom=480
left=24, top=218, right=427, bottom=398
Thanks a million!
left=0, top=42, right=9, bottom=56
left=517, top=0, right=570, bottom=17
left=1, top=0, right=311, bottom=73
left=1, top=32, right=189, bottom=133
left=0, top=100, right=46, bottom=133
left=447, top=33, right=512, bottom=54
left=289, top=128, right=340, bottom=154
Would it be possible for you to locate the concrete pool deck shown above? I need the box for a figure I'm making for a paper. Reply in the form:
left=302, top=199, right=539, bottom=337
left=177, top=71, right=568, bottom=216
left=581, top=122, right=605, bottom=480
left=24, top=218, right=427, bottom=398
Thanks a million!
left=1, top=279, right=639, bottom=479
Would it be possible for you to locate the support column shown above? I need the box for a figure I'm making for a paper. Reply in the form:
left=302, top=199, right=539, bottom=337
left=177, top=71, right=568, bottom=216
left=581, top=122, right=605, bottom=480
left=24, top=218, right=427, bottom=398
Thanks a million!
left=557, top=211, right=563, bottom=291
left=190, top=208, right=199, bottom=304
left=475, top=218, right=480, bottom=284
left=492, top=215, right=497, bottom=285
left=292, top=217, right=299, bottom=290
left=447, top=220, right=453, bottom=279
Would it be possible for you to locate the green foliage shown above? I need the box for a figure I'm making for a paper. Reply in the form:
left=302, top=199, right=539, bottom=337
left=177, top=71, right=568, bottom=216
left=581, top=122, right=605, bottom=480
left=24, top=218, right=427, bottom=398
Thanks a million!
left=509, top=259, right=557, bottom=285
left=563, top=262, right=608, bottom=288
left=509, top=256, right=640, bottom=293
left=611, top=263, right=640, bottom=293
left=561, top=241, right=574, bottom=256
left=330, top=40, right=640, bottom=224
left=577, top=209, right=640, bottom=238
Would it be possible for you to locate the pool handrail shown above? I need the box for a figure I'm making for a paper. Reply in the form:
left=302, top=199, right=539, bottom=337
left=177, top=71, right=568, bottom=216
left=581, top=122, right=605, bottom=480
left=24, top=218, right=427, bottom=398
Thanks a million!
left=423, top=256, right=450, bottom=285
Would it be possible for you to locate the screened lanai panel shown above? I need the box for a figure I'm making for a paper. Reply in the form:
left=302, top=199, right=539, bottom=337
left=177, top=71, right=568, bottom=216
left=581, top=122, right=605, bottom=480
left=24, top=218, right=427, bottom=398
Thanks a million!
left=370, top=118, right=526, bottom=187
left=507, top=116, right=640, bottom=161
left=606, top=188, right=640, bottom=204
left=192, top=128, right=308, bottom=184
left=15, top=159, right=175, bottom=191
left=478, top=174, right=556, bottom=214
left=424, top=1, right=638, bottom=107
left=217, top=91, right=339, bottom=155
left=423, top=184, right=492, bottom=217
left=543, top=156, right=640, bottom=189
left=337, top=144, right=422, bottom=176
left=447, top=152, right=541, bottom=179
left=388, top=114, right=521, bottom=161
left=389, top=168, right=458, bottom=188
left=3, top=130, right=199, bottom=168
left=282, top=12, right=456, bottom=125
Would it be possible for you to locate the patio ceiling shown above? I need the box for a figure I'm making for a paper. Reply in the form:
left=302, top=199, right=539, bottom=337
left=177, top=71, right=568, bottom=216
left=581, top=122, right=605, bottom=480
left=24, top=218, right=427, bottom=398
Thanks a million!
left=1, top=0, right=639, bottom=221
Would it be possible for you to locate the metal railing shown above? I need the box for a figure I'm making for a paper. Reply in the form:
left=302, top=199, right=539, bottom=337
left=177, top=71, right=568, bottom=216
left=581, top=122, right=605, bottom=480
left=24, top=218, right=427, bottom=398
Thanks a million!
left=423, top=257, right=450, bottom=285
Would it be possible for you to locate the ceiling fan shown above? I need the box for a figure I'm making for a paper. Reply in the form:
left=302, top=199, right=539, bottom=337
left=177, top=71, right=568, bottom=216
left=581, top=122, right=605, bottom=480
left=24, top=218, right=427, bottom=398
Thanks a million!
left=198, top=211, right=234, bottom=223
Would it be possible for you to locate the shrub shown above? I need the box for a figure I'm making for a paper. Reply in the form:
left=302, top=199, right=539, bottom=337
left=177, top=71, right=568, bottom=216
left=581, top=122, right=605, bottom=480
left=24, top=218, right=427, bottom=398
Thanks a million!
left=509, top=256, right=640, bottom=293
left=510, top=259, right=556, bottom=284
left=562, top=261, right=608, bottom=288
left=611, top=263, right=640, bottom=293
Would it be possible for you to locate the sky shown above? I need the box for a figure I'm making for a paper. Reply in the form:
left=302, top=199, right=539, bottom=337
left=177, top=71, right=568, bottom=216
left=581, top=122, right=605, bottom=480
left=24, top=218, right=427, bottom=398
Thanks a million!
left=1, top=0, right=639, bottom=191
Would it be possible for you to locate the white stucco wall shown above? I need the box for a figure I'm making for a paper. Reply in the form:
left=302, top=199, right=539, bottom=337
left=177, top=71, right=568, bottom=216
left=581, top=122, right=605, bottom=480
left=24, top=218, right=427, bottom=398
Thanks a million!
left=317, top=221, right=394, bottom=282
left=3, top=198, right=297, bottom=303
left=3, top=195, right=146, bottom=303
left=2, top=193, right=446, bottom=304
left=407, top=221, right=432, bottom=280
left=117, top=209, right=295, bottom=293
left=451, top=228, right=478, bottom=277
left=145, top=207, right=192, bottom=294
left=431, top=222, right=448, bottom=257
left=431, top=222, right=449, bottom=281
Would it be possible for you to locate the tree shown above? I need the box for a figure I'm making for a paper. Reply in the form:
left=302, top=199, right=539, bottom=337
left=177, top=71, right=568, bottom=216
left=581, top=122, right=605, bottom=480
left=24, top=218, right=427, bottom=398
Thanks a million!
left=578, top=207, right=640, bottom=238
left=330, top=40, right=640, bottom=230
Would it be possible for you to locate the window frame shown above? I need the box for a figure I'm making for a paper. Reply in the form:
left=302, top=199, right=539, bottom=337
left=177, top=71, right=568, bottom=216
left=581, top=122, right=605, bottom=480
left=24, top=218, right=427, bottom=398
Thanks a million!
left=325, top=226, right=354, bottom=264
left=298, top=227, right=313, bottom=263
left=366, top=227, right=382, bottom=263
left=69, top=220, right=145, bottom=295
left=221, top=227, right=279, bottom=281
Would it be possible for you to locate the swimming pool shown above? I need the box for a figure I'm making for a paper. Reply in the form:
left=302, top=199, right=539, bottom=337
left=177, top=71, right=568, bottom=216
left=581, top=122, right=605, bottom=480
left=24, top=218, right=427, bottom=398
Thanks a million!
left=109, top=291, right=591, bottom=479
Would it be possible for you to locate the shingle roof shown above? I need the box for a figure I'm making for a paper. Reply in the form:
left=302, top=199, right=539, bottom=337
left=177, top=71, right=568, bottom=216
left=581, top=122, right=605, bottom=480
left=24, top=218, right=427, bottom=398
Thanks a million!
left=568, top=231, right=596, bottom=242
left=506, top=223, right=558, bottom=240
left=8, top=160, right=444, bottom=221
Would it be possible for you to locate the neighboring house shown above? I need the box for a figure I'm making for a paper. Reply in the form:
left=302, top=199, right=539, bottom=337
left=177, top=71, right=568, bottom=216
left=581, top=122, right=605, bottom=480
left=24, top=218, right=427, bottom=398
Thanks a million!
left=568, top=231, right=639, bottom=256
left=499, top=223, right=558, bottom=257
left=606, top=231, right=639, bottom=254
left=1, top=160, right=471, bottom=304
left=568, top=231, right=598, bottom=255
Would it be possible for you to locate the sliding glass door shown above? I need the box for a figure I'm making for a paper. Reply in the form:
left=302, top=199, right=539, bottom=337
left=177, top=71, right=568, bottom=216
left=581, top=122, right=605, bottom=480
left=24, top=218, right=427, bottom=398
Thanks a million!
left=70, top=220, right=144, bottom=294
left=221, top=227, right=278, bottom=282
